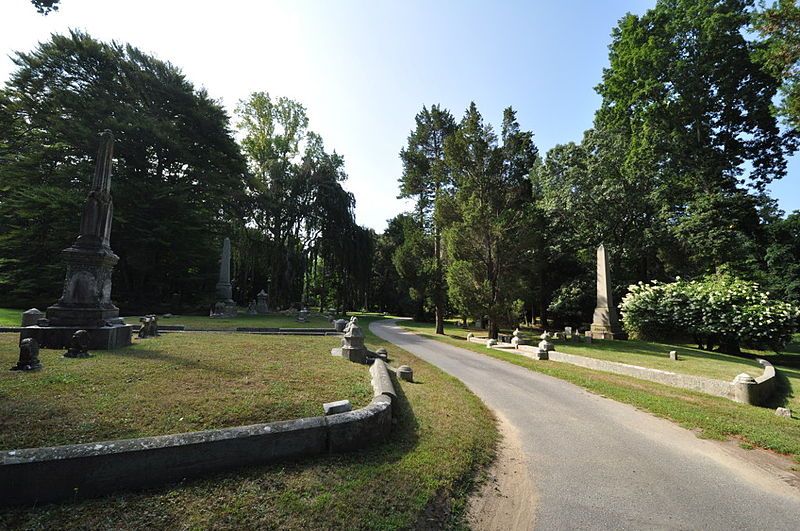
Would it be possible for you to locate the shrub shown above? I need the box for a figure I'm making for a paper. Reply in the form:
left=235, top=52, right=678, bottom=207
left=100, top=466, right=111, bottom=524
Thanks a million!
left=620, top=274, right=800, bottom=353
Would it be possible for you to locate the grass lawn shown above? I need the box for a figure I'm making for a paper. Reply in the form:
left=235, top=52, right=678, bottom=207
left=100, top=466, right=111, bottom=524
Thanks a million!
left=0, top=333, right=372, bottom=450
left=0, top=308, right=334, bottom=330
left=0, top=308, right=21, bottom=327
left=144, top=312, right=333, bottom=330
left=399, top=319, right=800, bottom=462
left=0, top=319, right=497, bottom=529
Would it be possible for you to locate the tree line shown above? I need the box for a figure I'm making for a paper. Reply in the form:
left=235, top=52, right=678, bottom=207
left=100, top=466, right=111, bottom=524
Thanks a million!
left=373, top=0, right=800, bottom=338
left=0, top=31, right=370, bottom=313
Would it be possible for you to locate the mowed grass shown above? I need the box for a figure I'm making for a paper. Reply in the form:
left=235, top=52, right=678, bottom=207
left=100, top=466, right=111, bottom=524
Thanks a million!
left=0, top=319, right=497, bottom=529
left=0, top=308, right=21, bottom=327
left=147, top=312, right=333, bottom=330
left=0, top=332, right=372, bottom=450
left=400, top=319, right=800, bottom=461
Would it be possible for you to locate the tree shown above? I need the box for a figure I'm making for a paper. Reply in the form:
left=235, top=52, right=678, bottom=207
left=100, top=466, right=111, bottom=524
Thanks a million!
left=398, top=105, right=457, bottom=333
left=753, top=0, right=800, bottom=132
left=443, top=104, right=538, bottom=338
left=0, top=31, right=248, bottom=311
left=31, top=0, right=60, bottom=14
left=234, top=92, right=369, bottom=311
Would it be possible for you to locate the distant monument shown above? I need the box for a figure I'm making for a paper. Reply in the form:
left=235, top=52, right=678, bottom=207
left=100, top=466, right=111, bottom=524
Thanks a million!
left=256, top=289, right=269, bottom=314
left=590, top=244, right=623, bottom=339
left=20, top=131, right=133, bottom=349
left=211, top=237, right=237, bottom=318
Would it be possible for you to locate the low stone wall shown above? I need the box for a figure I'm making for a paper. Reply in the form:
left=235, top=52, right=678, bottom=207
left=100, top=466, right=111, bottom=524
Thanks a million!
left=467, top=336, right=778, bottom=406
left=0, top=359, right=395, bottom=506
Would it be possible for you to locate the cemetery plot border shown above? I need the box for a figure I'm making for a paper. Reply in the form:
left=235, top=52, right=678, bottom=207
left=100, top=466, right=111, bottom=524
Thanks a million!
left=0, top=359, right=396, bottom=507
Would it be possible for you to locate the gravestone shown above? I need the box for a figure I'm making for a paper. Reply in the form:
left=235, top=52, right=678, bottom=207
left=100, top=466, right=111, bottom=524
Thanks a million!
left=10, top=338, right=41, bottom=371
left=333, top=319, right=348, bottom=332
left=397, top=365, right=413, bottom=382
left=20, top=131, right=133, bottom=349
left=21, top=308, right=44, bottom=327
left=590, top=244, right=623, bottom=340
left=669, top=350, right=679, bottom=361
left=63, top=330, right=91, bottom=358
left=247, top=300, right=257, bottom=315
left=537, top=332, right=554, bottom=360
left=341, top=319, right=368, bottom=363
left=297, top=308, right=309, bottom=323
left=211, top=238, right=237, bottom=318
left=256, top=290, right=269, bottom=314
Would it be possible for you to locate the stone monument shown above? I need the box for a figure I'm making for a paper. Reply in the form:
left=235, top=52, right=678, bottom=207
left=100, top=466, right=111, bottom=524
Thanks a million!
left=590, top=244, right=623, bottom=340
left=256, top=289, right=269, bottom=314
left=340, top=319, right=368, bottom=363
left=20, top=131, right=133, bottom=349
left=10, top=338, right=41, bottom=371
left=211, top=237, right=237, bottom=318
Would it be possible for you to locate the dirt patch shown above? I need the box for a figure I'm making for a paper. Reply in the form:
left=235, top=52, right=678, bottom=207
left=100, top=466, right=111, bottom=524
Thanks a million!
left=466, top=412, right=536, bottom=530
left=717, top=438, right=800, bottom=492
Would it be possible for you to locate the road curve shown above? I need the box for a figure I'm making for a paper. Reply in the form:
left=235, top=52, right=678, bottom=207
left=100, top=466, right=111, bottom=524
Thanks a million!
left=370, top=319, right=800, bottom=530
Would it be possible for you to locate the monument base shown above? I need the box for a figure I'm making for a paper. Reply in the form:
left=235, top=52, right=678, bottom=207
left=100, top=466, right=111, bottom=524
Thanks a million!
left=20, top=324, right=133, bottom=350
left=342, top=346, right=367, bottom=364
left=589, top=324, right=625, bottom=340
left=211, top=301, right=238, bottom=318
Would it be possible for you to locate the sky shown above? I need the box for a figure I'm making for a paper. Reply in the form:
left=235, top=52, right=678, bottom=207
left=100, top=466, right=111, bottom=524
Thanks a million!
left=1, top=0, right=798, bottom=231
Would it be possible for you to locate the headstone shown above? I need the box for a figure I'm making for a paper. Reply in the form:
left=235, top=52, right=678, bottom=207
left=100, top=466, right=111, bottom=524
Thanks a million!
left=537, top=332, right=554, bottom=360
left=137, top=315, right=160, bottom=339
left=333, top=319, right=348, bottom=332
left=511, top=336, right=520, bottom=349
left=297, top=308, right=309, bottom=323
left=776, top=407, right=792, bottom=418
left=590, top=244, right=623, bottom=340
left=256, top=290, right=269, bottom=314
left=564, top=326, right=572, bottom=338
left=211, top=238, right=237, bottom=318
left=584, top=330, right=593, bottom=343
left=21, top=308, right=44, bottom=327
left=323, top=400, right=352, bottom=415
left=397, top=365, right=413, bottom=382
left=486, top=338, right=497, bottom=347
left=20, top=131, right=133, bottom=350
left=669, top=350, right=679, bottom=361
left=341, top=320, right=368, bottom=363
left=63, top=330, right=91, bottom=358
left=10, top=338, right=41, bottom=371
left=247, top=300, right=257, bottom=315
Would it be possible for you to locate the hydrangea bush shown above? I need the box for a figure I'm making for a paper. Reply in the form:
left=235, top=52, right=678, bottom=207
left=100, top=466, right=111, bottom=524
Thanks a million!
left=620, top=274, right=800, bottom=353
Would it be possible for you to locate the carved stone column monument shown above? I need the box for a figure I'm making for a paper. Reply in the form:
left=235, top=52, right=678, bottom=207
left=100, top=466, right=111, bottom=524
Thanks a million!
left=590, top=244, right=623, bottom=340
left=20, top=131, right=133, bottom=349
left=211, top=237, right=237, bottom=318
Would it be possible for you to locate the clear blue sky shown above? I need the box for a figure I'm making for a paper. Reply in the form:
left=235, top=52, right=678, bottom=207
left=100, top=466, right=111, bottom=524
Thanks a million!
left=1, top=0, right=797, bottom=230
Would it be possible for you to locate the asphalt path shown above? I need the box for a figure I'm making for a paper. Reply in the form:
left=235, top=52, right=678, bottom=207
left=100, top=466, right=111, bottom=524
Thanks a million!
left=370, top=319, right=800, bottom=530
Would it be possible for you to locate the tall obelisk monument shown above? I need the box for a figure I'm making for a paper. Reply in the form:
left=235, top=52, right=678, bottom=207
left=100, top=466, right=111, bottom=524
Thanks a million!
left=590, top=244, right=623, bottom=339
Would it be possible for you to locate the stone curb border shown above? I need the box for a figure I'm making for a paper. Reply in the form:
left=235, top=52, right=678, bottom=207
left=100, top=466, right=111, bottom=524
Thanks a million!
left=467, top=336, right=778, bottom=406
left=0, top=359, right=396, bottom=507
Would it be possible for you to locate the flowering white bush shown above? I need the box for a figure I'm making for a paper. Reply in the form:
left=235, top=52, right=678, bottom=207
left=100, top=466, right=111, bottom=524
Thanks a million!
left=620, top=274, right=800, bottom=353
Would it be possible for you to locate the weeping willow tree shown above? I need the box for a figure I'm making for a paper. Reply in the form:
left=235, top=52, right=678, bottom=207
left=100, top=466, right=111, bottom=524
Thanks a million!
left=234, top=92, right=371, bottom=310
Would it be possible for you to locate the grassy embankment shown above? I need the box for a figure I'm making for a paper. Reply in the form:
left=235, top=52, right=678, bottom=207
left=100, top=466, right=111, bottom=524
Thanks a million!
left=0, top=318, right=497, bottom=529
left=401, top=319, right=800, bottom=462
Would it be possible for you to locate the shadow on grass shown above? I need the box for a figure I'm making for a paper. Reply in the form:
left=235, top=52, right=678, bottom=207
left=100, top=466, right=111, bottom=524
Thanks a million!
left=104, top=346, right=245, bottom=378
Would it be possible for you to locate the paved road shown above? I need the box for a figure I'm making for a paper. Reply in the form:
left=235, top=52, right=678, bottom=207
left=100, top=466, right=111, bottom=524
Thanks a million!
left=371, top=320, right=800, bottom=530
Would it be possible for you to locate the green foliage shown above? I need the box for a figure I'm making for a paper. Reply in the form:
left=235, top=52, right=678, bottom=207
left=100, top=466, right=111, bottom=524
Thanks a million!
left=234, top=92, right=369, bottom=311
left=398, top=105, right=457, bottom=332
left=30, top=0, right=60, bottom=14
left=0, top=31, right=248, bottom=310
left=753, top=0, right=800, bottom=132
left=443, top=104, right=538, bottom=337
left=620, top=274, right=800, bottom=352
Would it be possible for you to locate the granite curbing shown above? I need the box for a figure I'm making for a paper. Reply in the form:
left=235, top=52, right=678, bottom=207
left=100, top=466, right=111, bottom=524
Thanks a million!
left=0, top=359, right=396, bottom=506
